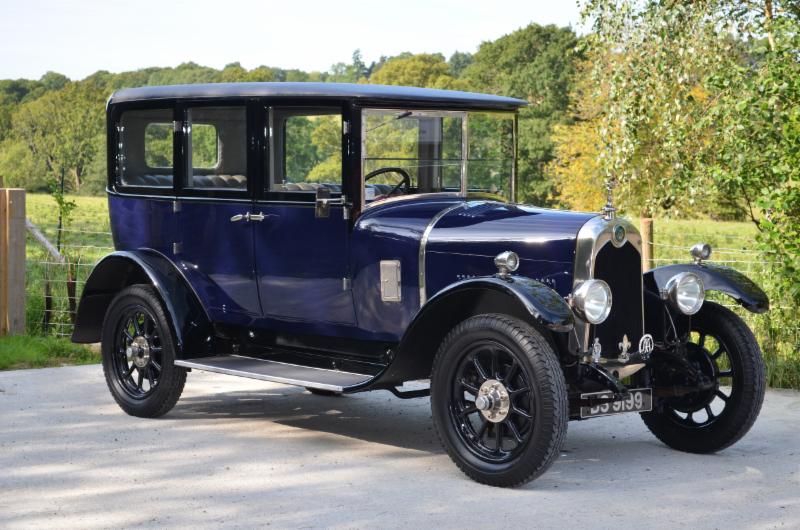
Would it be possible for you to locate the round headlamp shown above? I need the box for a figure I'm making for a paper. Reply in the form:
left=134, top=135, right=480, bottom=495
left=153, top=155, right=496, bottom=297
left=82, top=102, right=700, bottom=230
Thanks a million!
left=666, top=272, right=705, bottom=315
left=571, top=279, right=612, bottom=324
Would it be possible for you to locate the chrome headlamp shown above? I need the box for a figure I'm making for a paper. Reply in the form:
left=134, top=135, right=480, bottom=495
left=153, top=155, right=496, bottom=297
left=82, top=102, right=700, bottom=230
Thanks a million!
left=571, top=279, right=612, bottom=324
left=666, top=272, right=705, bottom=315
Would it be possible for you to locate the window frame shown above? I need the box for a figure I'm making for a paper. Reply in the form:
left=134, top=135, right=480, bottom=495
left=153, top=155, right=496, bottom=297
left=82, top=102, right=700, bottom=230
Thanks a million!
left=176, top=101, right=254, bottom=200
left=109, top=100, right=179, bottom=197
left=259, top=102, right=347, bottom=204
left=359, top=108, right=469, bottom=211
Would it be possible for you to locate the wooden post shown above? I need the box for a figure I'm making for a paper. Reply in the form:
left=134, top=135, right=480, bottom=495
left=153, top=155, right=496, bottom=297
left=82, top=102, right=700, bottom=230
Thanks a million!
left=641, top=217, right=654, bottom=272
left=0, top=188, right=26, bottom=335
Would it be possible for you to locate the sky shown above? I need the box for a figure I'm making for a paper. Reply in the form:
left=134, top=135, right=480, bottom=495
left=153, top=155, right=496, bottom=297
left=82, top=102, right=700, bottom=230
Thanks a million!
left=0, top=0, right=582, bottom=81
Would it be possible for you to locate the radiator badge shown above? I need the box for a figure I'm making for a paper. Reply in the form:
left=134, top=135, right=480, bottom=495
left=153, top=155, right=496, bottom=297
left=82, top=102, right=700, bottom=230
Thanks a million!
left=638, top=333, right=655, bottom=360
left=618, top=334, right=632, bottom=362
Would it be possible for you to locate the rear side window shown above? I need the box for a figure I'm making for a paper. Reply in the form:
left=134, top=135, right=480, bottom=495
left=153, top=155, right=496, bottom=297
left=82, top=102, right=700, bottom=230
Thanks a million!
left=117, top=109, right=174, bottom=188
left=185, top=106, right=247, bottom=191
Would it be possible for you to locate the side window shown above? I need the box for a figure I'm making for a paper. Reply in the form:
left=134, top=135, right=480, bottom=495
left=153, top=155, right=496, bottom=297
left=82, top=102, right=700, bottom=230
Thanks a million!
left=270, top=109, right=342, bottom=193
left=185, top=106, right=247, bottom=191
left=117, top=109, right=174, bottom=188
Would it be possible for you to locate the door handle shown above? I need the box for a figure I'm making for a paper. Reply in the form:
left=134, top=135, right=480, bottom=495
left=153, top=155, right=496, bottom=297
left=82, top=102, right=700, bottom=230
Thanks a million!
left=230, top=212, right=266, bottom=222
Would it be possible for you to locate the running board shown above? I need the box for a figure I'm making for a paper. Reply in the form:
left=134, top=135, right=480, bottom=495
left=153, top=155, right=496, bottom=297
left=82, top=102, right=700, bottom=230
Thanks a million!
left=174, top=355, right=374, bottom=392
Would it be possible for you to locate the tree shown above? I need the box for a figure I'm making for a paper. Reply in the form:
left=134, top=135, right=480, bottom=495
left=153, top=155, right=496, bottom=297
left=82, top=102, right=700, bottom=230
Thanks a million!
left=464, top=24, right=579, bottom=204
left=368, top=53, right=464, bottom=89
left=580, top=0, right=800, bottom=355
left=12, top=82, right=104, bottom=191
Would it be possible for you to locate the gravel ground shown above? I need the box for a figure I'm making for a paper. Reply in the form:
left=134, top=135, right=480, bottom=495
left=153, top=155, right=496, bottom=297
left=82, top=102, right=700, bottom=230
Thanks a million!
left=1, top=364, right=798, bottom=529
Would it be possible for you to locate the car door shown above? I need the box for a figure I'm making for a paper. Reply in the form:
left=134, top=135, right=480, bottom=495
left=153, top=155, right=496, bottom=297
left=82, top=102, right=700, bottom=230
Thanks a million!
left=253, top=105, right=356, bottom=326
left=174, top=103, right=261, bottom=325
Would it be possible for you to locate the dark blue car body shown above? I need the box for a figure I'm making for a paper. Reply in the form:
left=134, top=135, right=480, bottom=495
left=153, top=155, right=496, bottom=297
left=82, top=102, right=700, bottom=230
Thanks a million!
left=73, top=82, right=768, bottom=395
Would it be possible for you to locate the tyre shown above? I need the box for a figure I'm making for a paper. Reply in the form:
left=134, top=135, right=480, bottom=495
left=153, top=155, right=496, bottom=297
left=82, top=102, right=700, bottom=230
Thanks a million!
left=101, top=285, right=187, bottom=418
left=430, top=314, right=568, bottom=487
left=305, top=387, right=342, bottom=397
left=641, top=302, right=765, bottom=453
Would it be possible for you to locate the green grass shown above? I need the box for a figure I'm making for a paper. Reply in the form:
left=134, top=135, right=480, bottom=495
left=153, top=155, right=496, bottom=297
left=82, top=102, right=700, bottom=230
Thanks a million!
left=0, top=335, right=99, bottom=370
left=19, top=193, right=800, bottom=388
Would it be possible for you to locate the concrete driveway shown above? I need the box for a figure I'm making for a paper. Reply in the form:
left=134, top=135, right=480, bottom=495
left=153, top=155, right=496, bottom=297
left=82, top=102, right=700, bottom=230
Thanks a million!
left=1, top=365, right=798, bottom=529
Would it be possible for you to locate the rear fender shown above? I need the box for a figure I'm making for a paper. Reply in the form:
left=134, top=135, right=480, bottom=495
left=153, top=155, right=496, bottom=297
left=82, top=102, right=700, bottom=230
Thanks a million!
left=373, top=275, right=573, bottom=386
left=71, top=250, right=212, bottom=358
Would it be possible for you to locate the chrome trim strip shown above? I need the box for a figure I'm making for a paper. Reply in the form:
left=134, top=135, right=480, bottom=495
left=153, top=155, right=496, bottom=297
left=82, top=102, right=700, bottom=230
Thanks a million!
left=571, top=216, right=644, bottom=354
left=174, top=355, right=371, bottom=392
left=418, top=202, right=467, bottom=306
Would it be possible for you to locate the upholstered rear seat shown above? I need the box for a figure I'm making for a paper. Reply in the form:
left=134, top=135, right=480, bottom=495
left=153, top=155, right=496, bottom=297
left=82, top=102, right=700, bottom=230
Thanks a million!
left=191, top=174, right=247, bottom=188
left=122, top=174, right=248, bottom=189
left=123, top=174, right=173, bottom=187
left=276, top=182, right=342, bottom=192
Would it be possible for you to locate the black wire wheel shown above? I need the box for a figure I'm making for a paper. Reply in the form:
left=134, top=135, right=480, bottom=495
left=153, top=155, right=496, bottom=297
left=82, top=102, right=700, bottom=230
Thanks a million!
left=641, top=302, right=765, bottom=453
left=431, top=314, right=568, bottom=487
left=101, top=285, right=187, bottom=418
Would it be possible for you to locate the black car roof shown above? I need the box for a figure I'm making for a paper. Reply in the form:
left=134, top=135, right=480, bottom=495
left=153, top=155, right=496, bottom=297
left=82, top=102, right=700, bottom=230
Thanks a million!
left=109, top=82, right=527, bottom=110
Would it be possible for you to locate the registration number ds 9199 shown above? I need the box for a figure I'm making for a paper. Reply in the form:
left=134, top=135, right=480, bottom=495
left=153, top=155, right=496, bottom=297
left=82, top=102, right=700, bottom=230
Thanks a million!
left=580, top=388, right=653, bottom=419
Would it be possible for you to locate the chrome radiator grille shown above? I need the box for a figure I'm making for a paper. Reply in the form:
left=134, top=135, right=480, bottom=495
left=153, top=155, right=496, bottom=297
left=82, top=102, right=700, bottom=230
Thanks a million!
left=591, top=241, right=644, bottom=359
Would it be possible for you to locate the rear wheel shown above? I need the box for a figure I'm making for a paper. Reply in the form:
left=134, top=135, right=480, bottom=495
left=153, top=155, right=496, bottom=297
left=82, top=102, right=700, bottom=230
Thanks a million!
left=101, top=285, right=187, bottom=418
left=641, top=302, right=765, bottom=453
left=431, top=314, right=568, bottom=487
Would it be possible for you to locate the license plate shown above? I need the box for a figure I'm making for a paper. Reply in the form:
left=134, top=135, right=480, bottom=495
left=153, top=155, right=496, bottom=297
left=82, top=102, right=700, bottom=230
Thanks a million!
left=580, top=388, right=652, bottom=419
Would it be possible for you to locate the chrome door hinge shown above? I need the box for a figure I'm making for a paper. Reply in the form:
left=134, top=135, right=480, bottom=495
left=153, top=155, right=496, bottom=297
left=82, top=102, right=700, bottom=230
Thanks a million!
left=343, top=121, right=351, bottom=135
left=342, top=277, right=352, bottom=291
left=173, top=242, right=183, bottom=254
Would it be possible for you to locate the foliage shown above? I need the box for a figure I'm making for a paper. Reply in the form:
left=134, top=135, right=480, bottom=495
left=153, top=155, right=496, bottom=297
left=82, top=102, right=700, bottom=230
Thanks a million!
left=464, top=24, right=579, bottom=204
left=10, top=82, right=104, bottom=191
left=368, top=53, right=465, bottom=89
left=579, top=0, right=800, bottom=358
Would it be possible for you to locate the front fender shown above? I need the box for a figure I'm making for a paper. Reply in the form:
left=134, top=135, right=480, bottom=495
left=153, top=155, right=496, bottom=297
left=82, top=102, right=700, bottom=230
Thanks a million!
left=645, top=263, right=769, bottom=314
left=369, top=275, right=573, bottom=387
left=71, top=250, right=212, bottom=357
left=425, top=276, right=575, bottom=332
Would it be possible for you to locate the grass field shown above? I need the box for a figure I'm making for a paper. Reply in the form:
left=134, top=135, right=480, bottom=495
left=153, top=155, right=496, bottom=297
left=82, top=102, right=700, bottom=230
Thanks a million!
left=0, top=335, right=98, bottom=370
left=17, top=193, right=800, bottom=388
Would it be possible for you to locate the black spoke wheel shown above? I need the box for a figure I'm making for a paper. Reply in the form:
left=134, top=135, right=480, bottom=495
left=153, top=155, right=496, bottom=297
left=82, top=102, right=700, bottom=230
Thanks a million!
left=641, top=302, right=765, bottom=453
left=101, top=285, right=187, bottom=418
left=431, top=314, right=567, bottom=487
left=112, top=307, right=163, bottom=399
left=450, top=341, right=535, bottom=462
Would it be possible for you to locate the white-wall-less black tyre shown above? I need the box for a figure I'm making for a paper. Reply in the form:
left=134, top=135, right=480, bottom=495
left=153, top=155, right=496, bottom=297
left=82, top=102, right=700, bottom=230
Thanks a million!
left=430, top=314, right=568, bottom=487
left=101, top=285, right=187, bottom=418
left=641, top=302, right=765, bottom=453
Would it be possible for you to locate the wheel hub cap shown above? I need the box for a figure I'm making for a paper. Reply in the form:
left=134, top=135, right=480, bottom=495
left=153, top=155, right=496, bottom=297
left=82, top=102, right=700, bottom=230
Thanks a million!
left=476, top=379, right=510, bottom=423
left=126, top=336, right=151, bottom=369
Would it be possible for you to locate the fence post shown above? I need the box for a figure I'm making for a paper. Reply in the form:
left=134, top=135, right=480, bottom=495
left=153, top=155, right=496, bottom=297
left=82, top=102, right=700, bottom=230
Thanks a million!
left=641, top=217, right=654, bottom=272
left=0, top=188, right=26, bottom=335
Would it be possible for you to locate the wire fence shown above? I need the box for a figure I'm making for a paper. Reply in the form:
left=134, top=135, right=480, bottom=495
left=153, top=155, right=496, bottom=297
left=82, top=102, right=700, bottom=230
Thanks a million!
left=25, top=225, right=113, bottom=338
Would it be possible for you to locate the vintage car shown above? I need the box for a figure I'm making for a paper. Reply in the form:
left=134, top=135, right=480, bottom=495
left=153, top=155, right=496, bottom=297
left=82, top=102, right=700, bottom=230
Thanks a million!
left=72, top=82, right=769, bottom=487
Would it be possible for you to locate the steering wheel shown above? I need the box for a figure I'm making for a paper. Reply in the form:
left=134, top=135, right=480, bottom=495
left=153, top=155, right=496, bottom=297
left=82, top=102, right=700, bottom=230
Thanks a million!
left=364, top=167, right=411, bottom=199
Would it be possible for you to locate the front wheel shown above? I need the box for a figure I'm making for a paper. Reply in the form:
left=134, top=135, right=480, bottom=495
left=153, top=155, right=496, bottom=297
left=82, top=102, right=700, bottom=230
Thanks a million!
left=431, top=314, right=568, bottom=487
left=101, top=285, right=187, bottom=418
left=641, top=302, right=765, bottom=453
